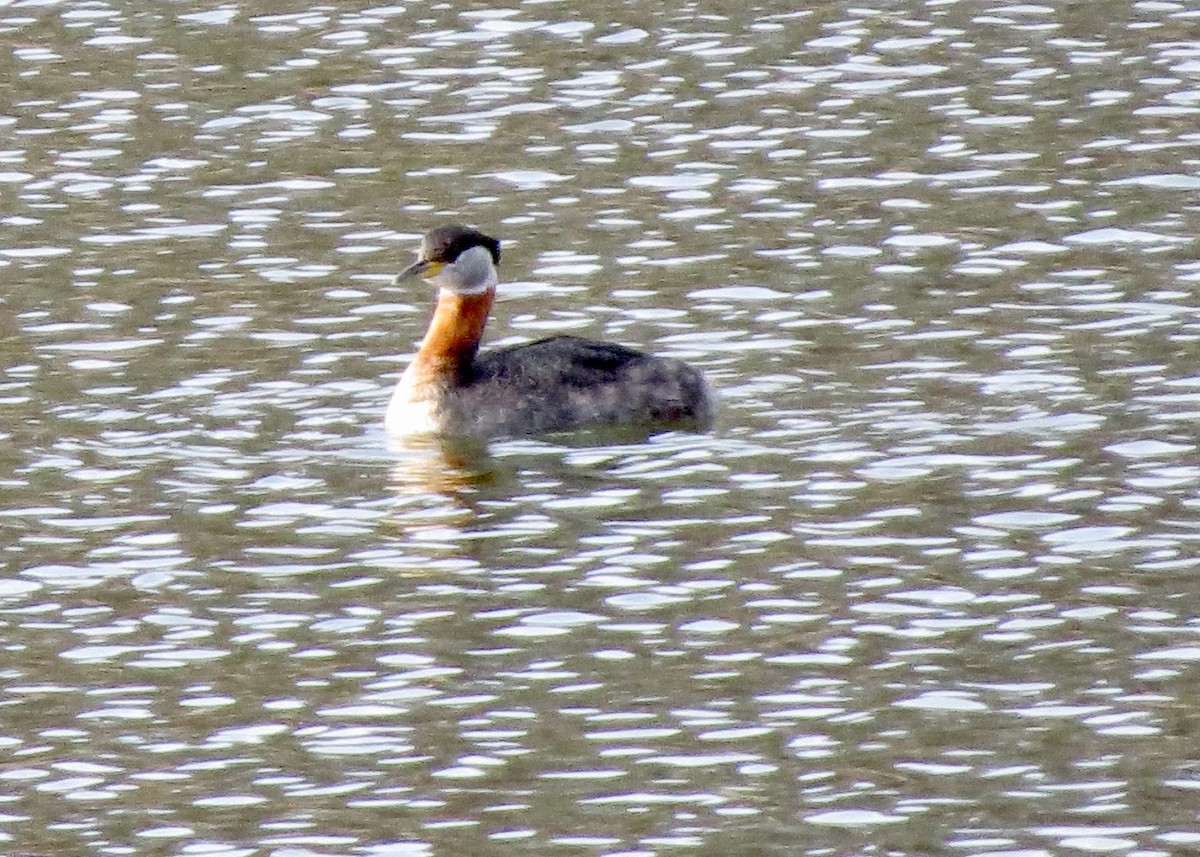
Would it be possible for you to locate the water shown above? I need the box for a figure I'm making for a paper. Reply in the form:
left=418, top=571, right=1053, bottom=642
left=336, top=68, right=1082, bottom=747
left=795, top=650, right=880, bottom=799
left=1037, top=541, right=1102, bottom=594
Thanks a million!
left=4, top=1, right=1200, bottom=854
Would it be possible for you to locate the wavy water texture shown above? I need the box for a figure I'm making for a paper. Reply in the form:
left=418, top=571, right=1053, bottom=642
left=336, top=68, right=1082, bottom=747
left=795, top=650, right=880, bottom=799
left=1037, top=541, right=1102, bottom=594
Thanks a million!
left=2, top=1, right=1200, bottom=856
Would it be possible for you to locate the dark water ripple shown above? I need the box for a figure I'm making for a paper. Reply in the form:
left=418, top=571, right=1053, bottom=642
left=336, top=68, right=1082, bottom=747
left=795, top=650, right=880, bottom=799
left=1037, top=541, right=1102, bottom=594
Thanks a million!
left=3, top=0, right=1200, bottom=855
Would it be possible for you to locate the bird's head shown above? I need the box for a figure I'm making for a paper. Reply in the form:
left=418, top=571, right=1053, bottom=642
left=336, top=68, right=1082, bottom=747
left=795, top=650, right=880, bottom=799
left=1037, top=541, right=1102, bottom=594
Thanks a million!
left=396, top=224, right=501, bottom=295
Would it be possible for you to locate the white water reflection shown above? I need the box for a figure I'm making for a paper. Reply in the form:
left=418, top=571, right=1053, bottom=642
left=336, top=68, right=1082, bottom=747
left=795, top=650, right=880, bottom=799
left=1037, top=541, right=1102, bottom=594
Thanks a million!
left=4, top=0, right=1200, bottom=855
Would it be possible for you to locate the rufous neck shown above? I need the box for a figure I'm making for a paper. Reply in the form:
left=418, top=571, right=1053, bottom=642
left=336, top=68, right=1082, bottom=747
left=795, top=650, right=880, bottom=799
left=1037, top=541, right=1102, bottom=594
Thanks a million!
left=410, top=287, right=495, bottom=380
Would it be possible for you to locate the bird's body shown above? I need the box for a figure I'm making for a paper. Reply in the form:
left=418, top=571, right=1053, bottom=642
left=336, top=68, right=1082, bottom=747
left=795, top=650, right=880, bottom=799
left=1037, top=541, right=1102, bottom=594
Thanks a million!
left=386, top=225, right=713, bottom=439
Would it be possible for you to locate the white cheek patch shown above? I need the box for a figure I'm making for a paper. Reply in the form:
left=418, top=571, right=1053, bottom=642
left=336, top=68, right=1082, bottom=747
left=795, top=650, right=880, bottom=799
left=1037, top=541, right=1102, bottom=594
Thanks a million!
left=427, top=267, right=461, bottom=292
left=431, top=245, right=498, bottom=295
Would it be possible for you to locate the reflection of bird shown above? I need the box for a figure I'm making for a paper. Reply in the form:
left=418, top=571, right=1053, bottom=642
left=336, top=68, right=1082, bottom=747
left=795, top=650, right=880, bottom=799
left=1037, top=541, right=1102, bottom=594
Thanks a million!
left=386, top=225, right=714, bottom=439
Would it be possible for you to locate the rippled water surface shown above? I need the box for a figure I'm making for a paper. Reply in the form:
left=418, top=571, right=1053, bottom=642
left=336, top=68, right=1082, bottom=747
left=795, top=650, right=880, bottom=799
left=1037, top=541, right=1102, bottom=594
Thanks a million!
left=4, top=1, right=1200, bottom=854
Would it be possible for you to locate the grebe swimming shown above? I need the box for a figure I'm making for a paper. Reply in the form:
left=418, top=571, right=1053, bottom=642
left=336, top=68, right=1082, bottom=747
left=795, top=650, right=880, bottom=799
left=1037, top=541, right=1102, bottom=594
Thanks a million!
left=385, top=224, right=714, bottom=438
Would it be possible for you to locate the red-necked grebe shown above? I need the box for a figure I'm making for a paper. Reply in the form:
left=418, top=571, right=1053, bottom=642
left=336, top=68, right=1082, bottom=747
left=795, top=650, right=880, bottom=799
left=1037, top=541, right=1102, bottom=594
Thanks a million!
left=386, top=224, right=714, bottom=438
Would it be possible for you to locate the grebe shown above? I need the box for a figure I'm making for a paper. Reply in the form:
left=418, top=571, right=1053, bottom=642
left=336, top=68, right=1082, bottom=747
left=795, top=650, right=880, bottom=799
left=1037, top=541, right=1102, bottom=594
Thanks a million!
left=385, top=224, right=714, bottom=438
